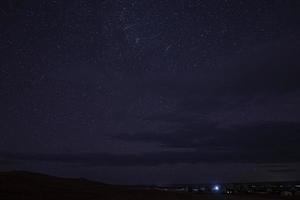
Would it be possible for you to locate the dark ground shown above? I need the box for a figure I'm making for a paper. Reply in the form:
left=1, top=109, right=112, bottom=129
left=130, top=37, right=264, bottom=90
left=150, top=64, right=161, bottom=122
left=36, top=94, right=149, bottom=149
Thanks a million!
left=0, top=171, right=299, bottom=200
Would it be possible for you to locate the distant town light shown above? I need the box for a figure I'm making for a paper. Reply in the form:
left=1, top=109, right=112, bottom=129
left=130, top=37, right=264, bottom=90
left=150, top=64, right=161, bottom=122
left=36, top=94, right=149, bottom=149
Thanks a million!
left=212, top=185, right=220, bottom=192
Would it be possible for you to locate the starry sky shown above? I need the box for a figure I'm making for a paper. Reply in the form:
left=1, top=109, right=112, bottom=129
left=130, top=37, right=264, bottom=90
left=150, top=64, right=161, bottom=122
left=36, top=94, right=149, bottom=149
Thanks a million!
left=1, top=0, right=300, bottom=185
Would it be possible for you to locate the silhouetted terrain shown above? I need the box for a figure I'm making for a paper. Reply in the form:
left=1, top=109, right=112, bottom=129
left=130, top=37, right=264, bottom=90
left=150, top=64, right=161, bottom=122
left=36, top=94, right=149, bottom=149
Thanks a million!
left=0, top=171, right=299, bottom=200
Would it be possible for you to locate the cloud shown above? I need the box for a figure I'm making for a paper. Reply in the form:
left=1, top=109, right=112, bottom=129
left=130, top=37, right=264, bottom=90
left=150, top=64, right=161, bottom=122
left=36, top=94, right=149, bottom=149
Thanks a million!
left=267, top=169, right=297, bottom=173
left=2, top=121, right=298, bottom=167
left=116, top=121, right=300, bottom=164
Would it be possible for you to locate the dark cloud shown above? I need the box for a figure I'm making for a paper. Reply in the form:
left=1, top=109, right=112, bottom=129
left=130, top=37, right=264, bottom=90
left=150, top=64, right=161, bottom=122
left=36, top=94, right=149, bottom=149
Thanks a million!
left=2, top=119, right=300, bottom=166
left=0, top=158, right=19, bottom=165
left=0, top=151, right=221, bottom=166
left=267, top=169, right=297, bottom=173
left=116, top=121, right=300, bottom=164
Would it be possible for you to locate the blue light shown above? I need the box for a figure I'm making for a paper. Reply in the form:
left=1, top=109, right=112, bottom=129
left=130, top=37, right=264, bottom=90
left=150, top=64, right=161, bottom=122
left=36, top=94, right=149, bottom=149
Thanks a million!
left=212, top=185, right=220, bottom=192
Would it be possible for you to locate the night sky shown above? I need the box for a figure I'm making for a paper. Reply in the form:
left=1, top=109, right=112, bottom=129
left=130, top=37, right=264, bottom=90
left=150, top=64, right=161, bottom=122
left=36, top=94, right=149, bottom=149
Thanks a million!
left=1, top=0, right=300, bottom=185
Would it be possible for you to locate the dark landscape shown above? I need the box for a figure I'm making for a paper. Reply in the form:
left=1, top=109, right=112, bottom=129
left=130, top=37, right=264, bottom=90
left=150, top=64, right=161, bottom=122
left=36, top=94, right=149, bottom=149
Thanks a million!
left=1, top=171, right=299, bottom=200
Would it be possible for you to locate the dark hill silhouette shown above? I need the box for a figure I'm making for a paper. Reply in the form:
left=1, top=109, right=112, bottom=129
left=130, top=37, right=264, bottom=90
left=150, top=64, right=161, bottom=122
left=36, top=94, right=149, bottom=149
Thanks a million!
left=0, top=171, right=297, bottom=200
left=0, top=171, right=200, bottom=200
